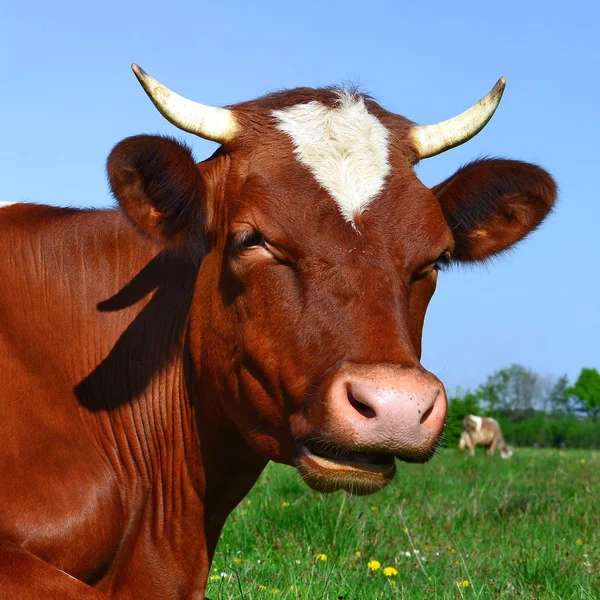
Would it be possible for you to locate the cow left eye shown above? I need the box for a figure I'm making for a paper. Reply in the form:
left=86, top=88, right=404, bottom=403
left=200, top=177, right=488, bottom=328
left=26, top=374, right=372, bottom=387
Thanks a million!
left=434, top=251, right=452, bottom=272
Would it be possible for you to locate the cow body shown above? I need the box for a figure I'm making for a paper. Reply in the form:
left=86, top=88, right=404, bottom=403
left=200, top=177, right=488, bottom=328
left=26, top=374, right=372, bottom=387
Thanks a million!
left=459, top=415, right=513, bottom=458
left=0, top=70, right=554, bottom=598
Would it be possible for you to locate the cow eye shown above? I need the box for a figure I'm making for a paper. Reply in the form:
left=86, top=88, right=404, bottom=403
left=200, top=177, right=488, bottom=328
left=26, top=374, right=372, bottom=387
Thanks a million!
left=230, top=228, right=293, bottom=265
left=413, top=251, right=452, bottom=281
left=434, top=251, right=452, bottom=272
left=233, top=230, right=266, bottom=251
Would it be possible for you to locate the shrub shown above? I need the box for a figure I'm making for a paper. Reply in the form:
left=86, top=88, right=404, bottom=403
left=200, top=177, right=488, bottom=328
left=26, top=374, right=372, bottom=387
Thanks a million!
left=494, top=412, right=600, bottom=449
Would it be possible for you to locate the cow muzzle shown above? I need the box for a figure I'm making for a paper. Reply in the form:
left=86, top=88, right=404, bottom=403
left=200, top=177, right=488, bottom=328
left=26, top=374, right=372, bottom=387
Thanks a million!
left=295, top=364, right=447, bottom=495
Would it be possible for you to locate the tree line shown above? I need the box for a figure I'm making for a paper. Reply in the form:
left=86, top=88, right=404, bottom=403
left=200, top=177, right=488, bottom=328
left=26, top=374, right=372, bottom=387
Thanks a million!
left=446, top=365, right=600, bottom=449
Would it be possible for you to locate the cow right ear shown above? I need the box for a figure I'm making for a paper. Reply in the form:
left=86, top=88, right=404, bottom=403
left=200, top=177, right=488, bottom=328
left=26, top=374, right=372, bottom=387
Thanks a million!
left=107, top=135, right=206, bottom=249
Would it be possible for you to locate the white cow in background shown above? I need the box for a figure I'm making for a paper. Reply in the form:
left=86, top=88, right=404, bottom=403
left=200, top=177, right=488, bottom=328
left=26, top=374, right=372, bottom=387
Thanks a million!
left=459, top=415, right=513, bottom=458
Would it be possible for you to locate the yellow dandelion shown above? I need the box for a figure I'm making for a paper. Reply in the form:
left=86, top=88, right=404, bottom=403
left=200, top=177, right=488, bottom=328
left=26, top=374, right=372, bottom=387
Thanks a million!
left=209, top=575, right=221, bottom=581
left=257, top=585, right=267, bottom=591
left=383, top=566, right=398, bottom=577
left=450, top=548, right=457, bottom=554
left=367, top=560, right=381, bottom=571
left=318, top=553, right=327, bottom=562
left=458, top=579, right=471, bottom=587
left=233, top=557, right=243, bottom=565
left=370, top=505, right=379, bottom=511
left=281, top=501, right=290, bottom=507
left=272, top=589, right=280, bottom=594
left=576, top=539, right=583, bottom=545
left=355, top=551, right=362, bottom=557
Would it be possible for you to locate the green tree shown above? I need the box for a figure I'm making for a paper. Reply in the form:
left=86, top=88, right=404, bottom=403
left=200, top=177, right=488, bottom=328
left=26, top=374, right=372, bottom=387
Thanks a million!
left=477, top=368, right=510, bottom=412
left=548, top=374, right=570, bottom=413
left=567, top=368, right=600, bottom=415
left=477, top=364, right=540, bottom=412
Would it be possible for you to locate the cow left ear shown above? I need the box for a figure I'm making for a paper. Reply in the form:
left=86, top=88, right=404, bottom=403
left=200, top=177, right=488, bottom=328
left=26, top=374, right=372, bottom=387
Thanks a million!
left=432, top=159, right=557, bottom=262
left=107, top=135, right=207, bottom=249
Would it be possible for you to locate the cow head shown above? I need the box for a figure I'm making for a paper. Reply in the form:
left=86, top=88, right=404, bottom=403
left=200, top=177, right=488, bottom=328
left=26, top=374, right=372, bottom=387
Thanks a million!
left=107, top=66, right=555, bottom=495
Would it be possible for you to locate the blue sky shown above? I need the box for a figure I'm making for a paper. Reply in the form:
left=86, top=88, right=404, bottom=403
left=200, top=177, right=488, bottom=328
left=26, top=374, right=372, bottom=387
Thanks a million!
left=2, top=0, right=597, bottom=393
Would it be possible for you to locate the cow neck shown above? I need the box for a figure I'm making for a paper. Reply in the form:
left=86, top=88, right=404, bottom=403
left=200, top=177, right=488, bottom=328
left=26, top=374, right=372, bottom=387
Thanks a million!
left=69, top=213, right=267, bottom=574
left=66, top=231, right=208, bottom=543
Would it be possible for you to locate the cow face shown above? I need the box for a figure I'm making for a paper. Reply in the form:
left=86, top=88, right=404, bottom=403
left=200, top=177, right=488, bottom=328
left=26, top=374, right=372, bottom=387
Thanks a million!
left=108, top=69, right=555, bottom=495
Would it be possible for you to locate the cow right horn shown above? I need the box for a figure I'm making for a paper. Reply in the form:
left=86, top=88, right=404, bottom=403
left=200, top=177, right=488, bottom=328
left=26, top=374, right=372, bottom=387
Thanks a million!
left=131, top=64, right=238, bottom=144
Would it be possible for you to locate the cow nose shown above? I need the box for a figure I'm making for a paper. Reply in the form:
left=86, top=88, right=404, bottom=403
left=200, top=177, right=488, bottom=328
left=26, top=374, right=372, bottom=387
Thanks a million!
left=347, top=379, right=440, bottom=428
left=327, top=365, right=447, bottom=458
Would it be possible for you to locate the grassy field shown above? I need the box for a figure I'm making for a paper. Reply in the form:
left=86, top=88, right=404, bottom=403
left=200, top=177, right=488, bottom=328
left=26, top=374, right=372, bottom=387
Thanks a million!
left=207, top=449, right=599, bottom=599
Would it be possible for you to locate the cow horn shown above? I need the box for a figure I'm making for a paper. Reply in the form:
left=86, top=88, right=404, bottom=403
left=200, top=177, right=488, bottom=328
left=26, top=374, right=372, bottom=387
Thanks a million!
left=131, top=64, right=238, bottom=144
left=410, top=78, right=506, bottom=159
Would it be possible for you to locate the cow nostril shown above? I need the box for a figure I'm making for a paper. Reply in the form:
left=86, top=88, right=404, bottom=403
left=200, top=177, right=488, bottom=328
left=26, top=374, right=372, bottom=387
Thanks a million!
left=347, top=389, right=376, bottom=419
left=420, top=404, right=433, bottom=424
left=419, top=397, right=437, bottom=424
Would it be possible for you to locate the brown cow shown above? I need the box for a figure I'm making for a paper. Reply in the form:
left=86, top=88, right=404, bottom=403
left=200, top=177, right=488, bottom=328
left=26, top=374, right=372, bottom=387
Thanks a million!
left=459, top=415, right=514, bottom=458
left=0, top=65, right=554, bottom=598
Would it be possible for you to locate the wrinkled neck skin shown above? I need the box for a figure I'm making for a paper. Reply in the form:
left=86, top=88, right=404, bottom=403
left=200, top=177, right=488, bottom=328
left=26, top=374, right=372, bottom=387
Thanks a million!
left=0, top=206, right=267, bottom=599
left=20, top=209, right=269, bottom=598
left=86, top=268, right=267, bottom=598
left=103, top=268, right=268, bottom=598
left=103, top=360, right=265, bottom=598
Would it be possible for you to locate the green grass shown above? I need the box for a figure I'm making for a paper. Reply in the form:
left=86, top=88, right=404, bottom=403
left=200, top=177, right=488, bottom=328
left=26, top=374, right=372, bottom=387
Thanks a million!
left=208, top=449, right=599, bottom=599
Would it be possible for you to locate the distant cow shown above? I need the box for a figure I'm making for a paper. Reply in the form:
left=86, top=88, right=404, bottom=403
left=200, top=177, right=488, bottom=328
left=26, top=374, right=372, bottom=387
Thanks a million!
left=459, top=415, right=513, bottom=458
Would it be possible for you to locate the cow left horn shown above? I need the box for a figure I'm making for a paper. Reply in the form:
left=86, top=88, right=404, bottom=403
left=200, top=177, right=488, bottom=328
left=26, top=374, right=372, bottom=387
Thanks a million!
left=410, top=78, right=506, bottom=159
left=131, top=64, right=238, bottom=144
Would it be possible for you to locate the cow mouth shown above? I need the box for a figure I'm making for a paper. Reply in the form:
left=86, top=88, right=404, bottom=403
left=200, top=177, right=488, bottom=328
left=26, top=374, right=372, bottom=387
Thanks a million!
left=296, top=445, right=396, bottom=495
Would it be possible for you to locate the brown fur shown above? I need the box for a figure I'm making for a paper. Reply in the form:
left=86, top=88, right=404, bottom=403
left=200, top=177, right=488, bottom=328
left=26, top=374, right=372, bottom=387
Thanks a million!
left=0, top=85, right=552, bottom=597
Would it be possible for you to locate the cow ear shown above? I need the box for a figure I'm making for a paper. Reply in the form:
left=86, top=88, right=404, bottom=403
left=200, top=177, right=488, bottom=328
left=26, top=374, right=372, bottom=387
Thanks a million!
left=432, top=159, right=556, bottom=262
left=107, top=135, right=206, bottom=249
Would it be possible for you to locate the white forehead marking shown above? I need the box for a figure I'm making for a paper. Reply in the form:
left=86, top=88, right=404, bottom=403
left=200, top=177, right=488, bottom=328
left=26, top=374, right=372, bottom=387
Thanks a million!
left=0, top=202, right=15, bottom=208
left=272, top=90, right=390, bottom=224
left=469, top=415, right=483, bottom=432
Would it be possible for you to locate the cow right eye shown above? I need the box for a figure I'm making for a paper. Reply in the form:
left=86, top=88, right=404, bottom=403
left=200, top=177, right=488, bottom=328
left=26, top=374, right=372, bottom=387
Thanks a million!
left=233, top=230, right=266, bottom=251
left=230, top=228, right=293, bottom=265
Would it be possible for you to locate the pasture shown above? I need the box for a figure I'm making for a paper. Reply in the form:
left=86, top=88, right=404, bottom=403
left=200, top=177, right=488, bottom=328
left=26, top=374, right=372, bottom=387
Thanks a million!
left=208, top=449, right=599, bottom=599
